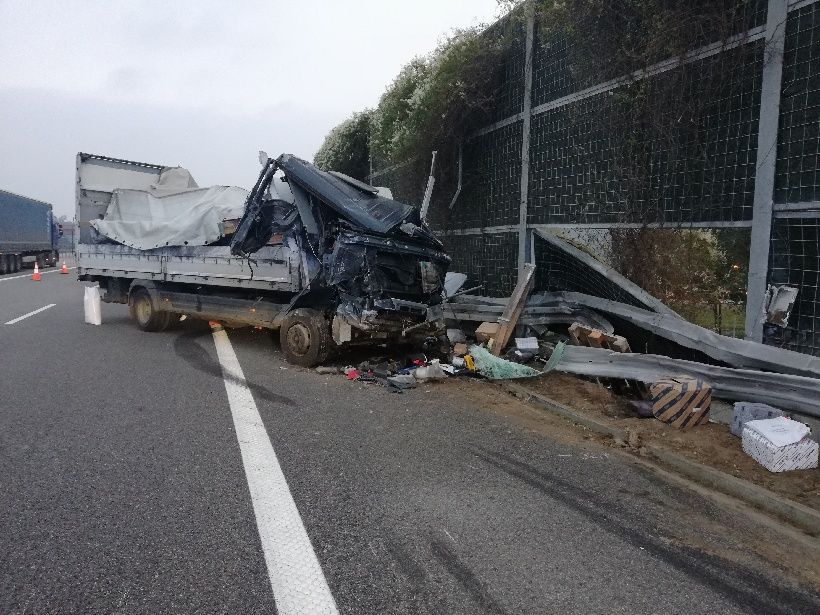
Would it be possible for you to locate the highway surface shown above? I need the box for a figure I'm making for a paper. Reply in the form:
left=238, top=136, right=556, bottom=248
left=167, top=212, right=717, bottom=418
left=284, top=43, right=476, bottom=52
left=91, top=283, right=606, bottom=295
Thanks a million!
left=1, top=262, right=818, bottom=614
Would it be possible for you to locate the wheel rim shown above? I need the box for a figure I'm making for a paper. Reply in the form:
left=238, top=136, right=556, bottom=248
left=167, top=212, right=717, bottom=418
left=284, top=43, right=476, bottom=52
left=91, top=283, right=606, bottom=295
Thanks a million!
left=286, top=323, right=312, bottom=356
left=135, top=297, right=152, bottom=326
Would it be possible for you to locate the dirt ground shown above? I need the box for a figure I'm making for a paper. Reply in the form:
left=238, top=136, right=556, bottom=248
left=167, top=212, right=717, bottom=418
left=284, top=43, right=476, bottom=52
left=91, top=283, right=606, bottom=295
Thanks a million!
left=518, top=372, right=820, bottom=510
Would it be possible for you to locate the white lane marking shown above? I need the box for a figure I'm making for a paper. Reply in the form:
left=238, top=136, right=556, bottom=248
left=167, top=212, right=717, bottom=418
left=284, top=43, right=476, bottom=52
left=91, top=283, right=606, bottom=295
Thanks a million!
left=0, top=267, right=76, bottom=282
left=5, top=304, right=56, bottom=325
left=210, top=325, right=339, bottom=615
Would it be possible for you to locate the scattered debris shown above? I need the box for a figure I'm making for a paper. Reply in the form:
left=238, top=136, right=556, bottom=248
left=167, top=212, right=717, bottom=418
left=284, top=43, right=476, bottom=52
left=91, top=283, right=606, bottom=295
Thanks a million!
left=387, top=375, right=417, bottom=390
left=447, top=328, right=467, bottom=344
left=515, top=337, right=539, bottom=352
left=475, top=322, right=500, bottom=344
left=316, top=366, right=340, bottom=375
left=742, top=418, right=818, bottom=472
left=414, top=363, right=448, bottom=381
left=764, top=284, right=799, bottom=327
left=648, top=376, right=711, bottom=430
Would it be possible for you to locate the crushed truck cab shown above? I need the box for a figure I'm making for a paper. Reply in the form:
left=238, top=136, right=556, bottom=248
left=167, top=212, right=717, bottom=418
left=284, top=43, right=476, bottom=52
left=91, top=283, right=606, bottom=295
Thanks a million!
left=76, top=152, right=450, bottom=366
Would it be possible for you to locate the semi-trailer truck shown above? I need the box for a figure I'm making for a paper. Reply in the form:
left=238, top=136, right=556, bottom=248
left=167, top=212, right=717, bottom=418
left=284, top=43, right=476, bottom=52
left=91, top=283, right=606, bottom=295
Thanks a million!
left=0, top=189, right=61, bottom=274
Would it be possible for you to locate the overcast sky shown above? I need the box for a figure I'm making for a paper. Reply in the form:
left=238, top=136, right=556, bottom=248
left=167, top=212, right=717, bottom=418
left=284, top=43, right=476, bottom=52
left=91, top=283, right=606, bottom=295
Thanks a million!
left=0, top=0, right=502, bottom=217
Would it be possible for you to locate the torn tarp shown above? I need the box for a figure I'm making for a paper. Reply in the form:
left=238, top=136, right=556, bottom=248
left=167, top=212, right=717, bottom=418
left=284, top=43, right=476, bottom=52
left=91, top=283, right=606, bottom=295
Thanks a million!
left=90, top=165, right=250, bottom=249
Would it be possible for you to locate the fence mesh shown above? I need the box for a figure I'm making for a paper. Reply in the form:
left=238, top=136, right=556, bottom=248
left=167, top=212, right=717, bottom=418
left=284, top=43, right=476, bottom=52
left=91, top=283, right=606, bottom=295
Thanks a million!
left=775, top=1, right=820, bottom=204
left=440, top=233, right=518, bottom=296
left=766, top=217, right=820, bottom=354
left=528, top=40, right=764, bottom=225
left=366, top=1, right=820, bottom=354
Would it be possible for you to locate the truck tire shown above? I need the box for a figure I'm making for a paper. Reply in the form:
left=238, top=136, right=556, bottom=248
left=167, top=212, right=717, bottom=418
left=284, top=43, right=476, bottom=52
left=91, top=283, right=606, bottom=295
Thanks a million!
left=0, top=255, right=9, bottom=274
left=279, top=308, right=333, bottom=367
left=16, top=255, right=23, bottom=272
left=36, top=253, right=45, bottom=269
left=129, top=288, right=170, bottom=332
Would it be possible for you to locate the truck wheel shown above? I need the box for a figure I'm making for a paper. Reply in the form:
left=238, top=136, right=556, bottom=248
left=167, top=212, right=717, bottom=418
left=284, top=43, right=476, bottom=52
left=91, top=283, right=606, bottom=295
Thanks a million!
left=16, top=255, right=23, bottom=272
left=279, top=309, right=333, bottom=367
left=129, top=289, right=170, bottom=332
left=36, top=253, right=45, bottom=269
left=0, top=255, right=9, bottom=274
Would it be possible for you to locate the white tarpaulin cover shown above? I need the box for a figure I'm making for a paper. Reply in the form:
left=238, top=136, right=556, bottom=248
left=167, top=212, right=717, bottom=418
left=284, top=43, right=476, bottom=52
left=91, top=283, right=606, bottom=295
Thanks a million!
left=90, top=166, right=249, bottom=249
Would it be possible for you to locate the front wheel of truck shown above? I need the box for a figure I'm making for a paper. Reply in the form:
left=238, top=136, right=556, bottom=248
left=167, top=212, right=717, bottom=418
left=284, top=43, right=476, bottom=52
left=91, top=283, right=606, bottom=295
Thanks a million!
left=129, top=288, right=170, bottom=332
left=279, top=309, right=332, bottom=367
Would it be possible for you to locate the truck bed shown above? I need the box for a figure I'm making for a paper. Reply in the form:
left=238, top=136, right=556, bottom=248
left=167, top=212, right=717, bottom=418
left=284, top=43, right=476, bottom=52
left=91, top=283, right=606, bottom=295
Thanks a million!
left=77, top=243, right=300, bottom=292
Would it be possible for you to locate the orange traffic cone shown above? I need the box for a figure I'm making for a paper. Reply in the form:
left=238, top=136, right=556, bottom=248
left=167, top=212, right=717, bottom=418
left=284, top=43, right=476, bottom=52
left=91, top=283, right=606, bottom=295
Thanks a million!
left=60, top=261, right=69, bottom=274
left=31, top=262, right=41, bottom=281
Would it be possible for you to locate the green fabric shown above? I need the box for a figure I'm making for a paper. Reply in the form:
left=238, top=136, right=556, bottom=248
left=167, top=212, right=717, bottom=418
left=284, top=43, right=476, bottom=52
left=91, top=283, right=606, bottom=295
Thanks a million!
left=468, top=345, right=540, bottom=380
left=540, top=341, right=566, bottom=373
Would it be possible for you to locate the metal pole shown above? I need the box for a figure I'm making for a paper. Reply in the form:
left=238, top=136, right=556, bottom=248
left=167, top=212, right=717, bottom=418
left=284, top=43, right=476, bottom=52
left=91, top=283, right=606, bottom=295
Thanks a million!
left=744, top=0, right=788, bottom=341
left=517, top=7, right=536, bottom=273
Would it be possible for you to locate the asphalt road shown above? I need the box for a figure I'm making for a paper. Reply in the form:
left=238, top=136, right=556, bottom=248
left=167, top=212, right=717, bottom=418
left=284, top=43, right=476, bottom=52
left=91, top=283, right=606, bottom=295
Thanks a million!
left=1, top=264, right=818, bottom=614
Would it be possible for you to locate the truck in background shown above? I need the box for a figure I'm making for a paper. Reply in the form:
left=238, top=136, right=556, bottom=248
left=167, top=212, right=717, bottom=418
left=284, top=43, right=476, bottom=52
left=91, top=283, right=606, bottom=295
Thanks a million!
left=0, top=189, right=61, bottom=274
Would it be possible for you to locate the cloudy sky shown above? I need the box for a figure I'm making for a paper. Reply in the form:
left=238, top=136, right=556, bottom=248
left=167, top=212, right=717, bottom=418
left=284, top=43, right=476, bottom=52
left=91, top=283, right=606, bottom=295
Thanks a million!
left=0, top=0, right=502, bottom=217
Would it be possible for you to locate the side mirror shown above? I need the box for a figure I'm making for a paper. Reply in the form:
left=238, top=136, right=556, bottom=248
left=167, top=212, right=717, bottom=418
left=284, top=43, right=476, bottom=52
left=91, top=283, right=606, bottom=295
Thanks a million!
left=258, top=151, right=269, bottom=165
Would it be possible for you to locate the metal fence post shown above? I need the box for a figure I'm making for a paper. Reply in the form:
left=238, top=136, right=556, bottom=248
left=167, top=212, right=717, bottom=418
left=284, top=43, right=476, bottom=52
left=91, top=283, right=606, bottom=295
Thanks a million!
left=744, top=0, right=788, bottom=341
left=517, top=8, right=536, bottom=272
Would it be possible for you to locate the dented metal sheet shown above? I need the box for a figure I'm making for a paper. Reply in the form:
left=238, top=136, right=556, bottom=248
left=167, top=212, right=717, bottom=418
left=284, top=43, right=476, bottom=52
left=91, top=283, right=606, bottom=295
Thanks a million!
left=542, top=292, right=820, bottom=379
left=552, top=345, right=820, bottom=418
left=533, top=229, right=679, bottom=317
left=276, top=154, right=419, bottom=235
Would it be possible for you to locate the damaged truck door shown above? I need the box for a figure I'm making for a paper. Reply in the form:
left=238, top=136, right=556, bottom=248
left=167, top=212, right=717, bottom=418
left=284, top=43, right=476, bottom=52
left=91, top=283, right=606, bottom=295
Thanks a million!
left=230, top=154, right=451, bottom=364
left=76, top=152, right=450, bottom=367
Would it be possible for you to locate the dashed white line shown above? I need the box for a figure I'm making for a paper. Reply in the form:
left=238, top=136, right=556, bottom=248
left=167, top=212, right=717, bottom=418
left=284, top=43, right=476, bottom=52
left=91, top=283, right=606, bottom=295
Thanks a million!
left=5, top=304, right=56, bottom=325
left=210, top=324, right=338, bottom=615
left=0, top=267, right=76, bottom=282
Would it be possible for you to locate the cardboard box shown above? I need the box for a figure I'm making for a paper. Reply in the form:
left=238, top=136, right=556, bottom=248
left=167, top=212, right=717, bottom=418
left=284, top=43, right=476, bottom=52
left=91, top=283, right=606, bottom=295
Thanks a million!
left=649, top=375, right=711, bottom=429
left=731, top=402, right=784, bottom=437
left=742, top=426, right=818, bottom=472
left=475, top=322, right=500, bottom=344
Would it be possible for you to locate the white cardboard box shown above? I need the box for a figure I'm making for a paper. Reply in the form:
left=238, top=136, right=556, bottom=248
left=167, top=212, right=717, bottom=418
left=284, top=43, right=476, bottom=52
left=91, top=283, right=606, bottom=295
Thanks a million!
left=741, top=426, right=818, bottom=473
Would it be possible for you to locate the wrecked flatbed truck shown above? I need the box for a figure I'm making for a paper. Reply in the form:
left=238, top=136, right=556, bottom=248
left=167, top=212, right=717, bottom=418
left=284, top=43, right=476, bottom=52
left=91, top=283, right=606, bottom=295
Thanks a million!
left=76, top=152, right=450, bottom=366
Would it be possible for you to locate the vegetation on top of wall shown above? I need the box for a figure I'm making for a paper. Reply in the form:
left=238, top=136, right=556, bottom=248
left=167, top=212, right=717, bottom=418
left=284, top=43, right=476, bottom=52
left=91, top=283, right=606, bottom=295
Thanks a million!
left=369, top=22, right=519, bottom=167
left=314, top=7, right=524, bottom=179
left=313, top=110, right=372, bottom=180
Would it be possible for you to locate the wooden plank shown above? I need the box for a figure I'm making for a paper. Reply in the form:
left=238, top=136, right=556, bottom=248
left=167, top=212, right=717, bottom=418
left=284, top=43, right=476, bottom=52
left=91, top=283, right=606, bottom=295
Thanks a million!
left=491, top=263, right=536, bottom=355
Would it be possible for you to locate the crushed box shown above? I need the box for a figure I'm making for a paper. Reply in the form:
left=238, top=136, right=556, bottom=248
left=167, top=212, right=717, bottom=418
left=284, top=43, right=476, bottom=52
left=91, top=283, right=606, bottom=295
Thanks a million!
left=649, top=375, right=711, bottom=429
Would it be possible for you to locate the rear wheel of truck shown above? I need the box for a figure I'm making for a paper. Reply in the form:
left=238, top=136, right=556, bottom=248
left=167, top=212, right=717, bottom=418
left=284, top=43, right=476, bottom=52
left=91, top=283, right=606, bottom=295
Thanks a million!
left=129, top=289, right=170, bottom=332
left=279, top=309, right=332, bottom=367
